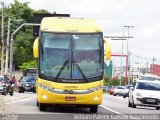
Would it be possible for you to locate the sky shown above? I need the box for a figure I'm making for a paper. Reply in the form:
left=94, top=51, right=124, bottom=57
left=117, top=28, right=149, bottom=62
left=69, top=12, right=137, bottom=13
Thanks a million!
left=3, top=0, right=160, bottom=66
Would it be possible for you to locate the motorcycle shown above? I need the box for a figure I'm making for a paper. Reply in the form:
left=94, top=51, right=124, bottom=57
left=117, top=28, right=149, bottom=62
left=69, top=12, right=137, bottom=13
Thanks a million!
left=2, top=84, right=8, bottom=95
left=4, top=82, right=15, bottom=96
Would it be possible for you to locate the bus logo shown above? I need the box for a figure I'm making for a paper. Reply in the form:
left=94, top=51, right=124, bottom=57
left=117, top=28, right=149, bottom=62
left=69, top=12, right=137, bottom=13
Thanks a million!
left=64, top=90, right=74, bottom=94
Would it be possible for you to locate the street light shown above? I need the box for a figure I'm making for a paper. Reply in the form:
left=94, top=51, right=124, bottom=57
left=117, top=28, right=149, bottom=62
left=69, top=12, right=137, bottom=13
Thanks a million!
left=124, top=25, right=134, bottom=84
left=9, top=23, right=40, bottom=78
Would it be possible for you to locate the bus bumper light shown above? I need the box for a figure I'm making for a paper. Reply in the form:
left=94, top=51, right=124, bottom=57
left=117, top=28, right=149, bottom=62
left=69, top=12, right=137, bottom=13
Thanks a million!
left=42, top=94, right=48, bottom=99
left=94, top=96, right=99, bottom=101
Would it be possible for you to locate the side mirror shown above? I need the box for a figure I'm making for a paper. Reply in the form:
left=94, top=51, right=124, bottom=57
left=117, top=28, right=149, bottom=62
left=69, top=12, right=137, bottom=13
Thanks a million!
left=104, top=38, right=111, bottom=60
left=33, top=37, right=39, bottom=58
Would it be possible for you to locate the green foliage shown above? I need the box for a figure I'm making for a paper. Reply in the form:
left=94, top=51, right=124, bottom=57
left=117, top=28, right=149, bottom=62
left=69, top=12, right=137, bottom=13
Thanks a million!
left=14, top=30, right=34, bottom=66
left=19, top=60, right=36, bottom=70
left=104, top=75, right=120, bottom=86
left=9, top=0, right=33, bottom=22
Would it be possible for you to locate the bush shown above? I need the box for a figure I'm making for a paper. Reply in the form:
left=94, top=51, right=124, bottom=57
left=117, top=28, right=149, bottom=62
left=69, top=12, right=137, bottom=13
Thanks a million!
left=104, top=75, right=122, bottom=86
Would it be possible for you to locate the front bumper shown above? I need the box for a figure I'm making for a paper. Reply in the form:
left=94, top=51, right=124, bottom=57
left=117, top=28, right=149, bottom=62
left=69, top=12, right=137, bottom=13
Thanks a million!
left=37, top=87, right=103, bottom=105
left=134, top=97, right=160, bottom=107
left=19, top=86, right=35, bottom=92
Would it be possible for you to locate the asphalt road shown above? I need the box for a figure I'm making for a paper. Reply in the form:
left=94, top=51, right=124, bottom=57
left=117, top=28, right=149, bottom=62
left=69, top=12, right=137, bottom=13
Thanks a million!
left=1, top=92, right=114, bottom=120
left=102, top=94, right=160, bottom=114
left=1, top=92, right=160, bottom=120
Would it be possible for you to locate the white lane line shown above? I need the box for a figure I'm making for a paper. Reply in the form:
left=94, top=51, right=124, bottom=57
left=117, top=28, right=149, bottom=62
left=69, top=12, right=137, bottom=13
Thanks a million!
left=5, top=97, right=34, bottom=104
left=100, top=105, right=122, bottom=114
left=100, top=105, right=137, bottom=120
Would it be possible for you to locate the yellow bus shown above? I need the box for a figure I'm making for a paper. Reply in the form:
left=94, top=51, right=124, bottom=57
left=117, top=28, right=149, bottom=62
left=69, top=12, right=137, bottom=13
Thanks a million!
left=33, top=17, right=111, bottom=113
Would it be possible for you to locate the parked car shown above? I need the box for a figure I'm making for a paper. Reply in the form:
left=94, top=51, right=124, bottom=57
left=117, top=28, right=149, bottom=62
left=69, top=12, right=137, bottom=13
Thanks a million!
left=0, top=76, right=7, bottom=95
left=103, top=86, right=108, bottom=91
left=0, top=76, right=6, bottom=95
left=123, top=85, right=133, bottom=98
left=109, top=86, right=116, bottom=95
left=18, top=76, right=36, bottom=93
left=113, top=86, right=125, bottom=96
left=128, top=80, right=160, bottom=110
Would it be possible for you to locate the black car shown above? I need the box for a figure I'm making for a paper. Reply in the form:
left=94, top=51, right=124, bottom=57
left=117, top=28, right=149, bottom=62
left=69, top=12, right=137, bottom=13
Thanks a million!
left=18, top=76, right=36, bottom=93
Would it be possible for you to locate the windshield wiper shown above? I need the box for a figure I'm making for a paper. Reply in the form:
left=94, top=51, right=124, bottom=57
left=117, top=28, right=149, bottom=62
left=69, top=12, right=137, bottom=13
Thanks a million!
left=73, top=60, right=88, bottom=83
left=54, top=60, right=69, bottom=81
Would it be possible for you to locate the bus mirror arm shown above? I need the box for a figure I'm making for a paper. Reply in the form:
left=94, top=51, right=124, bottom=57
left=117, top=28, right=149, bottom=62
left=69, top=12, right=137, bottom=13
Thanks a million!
left=104, top=38, right=111, bottom=60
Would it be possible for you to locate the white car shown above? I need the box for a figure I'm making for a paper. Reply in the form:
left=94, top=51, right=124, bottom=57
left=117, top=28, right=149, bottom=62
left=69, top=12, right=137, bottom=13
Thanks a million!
left=128, top=80, right=160, bottom=110
left=113, top=86, right=125, bottom=96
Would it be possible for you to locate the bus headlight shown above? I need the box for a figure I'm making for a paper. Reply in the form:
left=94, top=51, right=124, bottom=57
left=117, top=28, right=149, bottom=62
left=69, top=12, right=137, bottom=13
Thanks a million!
left=94, top=96, right=99, bottom=101
left=42, top=94, right=48, bottom=99
left=88, top=86, right=102, bottom=92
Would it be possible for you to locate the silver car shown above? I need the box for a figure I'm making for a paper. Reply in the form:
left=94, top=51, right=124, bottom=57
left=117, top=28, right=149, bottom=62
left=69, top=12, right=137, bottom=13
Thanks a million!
left=123, top=85, right=133, bottom=98
left=0, top=76, right=5, bottom=95
left=113, top=86, right=125, bottom=96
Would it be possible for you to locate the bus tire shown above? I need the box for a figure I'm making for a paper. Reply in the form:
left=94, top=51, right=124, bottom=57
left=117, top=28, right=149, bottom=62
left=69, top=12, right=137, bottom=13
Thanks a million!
left=37, top=101, right=39, bottom=107
left=90, top=105, right=98, bottom=113
left=39, top=103, right=47, bottom=111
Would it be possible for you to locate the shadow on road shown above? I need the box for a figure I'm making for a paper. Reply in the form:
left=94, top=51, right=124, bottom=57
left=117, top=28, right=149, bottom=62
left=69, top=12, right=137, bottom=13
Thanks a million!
left=132, top=106, right=158, bottom=111
left=45, top=105, right=92, bottom=114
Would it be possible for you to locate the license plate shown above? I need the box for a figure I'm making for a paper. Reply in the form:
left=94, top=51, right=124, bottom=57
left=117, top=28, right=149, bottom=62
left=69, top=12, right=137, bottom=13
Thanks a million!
left=65, top=97, right=76, bottom=101
left=118, top=91, right=122, bottom=93
left=146, top=99, right=155, bottom=103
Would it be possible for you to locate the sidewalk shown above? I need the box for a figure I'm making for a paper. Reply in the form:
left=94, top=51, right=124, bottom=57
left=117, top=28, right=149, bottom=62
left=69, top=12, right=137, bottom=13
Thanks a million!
left=0, top=95, right=5, bottom=114
left=4, top=92, right=36, bottom=103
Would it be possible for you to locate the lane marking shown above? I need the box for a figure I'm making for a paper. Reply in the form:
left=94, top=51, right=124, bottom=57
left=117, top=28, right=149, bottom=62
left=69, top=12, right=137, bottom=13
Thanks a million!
left=5, top=95, right=127, bottom=115
left=5, top=97, right=34, bottom=104
left=100, top=105, right=122, bottom=114
left=100, top=105, right=137, bottom=120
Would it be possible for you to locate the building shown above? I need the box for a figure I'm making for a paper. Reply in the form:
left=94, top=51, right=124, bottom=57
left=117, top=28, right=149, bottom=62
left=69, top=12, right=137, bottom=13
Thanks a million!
left=150, top=64, right=160, bottom=77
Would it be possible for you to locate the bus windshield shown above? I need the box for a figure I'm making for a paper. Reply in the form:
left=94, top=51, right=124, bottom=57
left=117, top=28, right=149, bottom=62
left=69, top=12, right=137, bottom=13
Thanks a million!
left=39, top=32, right=103, bottom=83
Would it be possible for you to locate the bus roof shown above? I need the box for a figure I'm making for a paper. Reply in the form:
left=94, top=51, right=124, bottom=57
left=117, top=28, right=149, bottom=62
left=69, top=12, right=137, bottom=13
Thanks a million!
left=40, top=17, right=102, bottom=33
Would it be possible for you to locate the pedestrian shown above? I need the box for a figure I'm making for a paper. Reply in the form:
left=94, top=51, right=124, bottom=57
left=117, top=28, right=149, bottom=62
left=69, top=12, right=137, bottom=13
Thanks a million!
left=10, top=75, right=17, bottom=84
left=4, top=74, right=9, bottom=83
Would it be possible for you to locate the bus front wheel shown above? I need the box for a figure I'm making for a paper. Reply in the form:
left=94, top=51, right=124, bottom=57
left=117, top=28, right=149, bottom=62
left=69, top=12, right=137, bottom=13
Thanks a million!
left=36, top=101, right=39, bottom=107
left=39, top=103, right=47, bottom=111
left=90, top=105, right=98, bottom=113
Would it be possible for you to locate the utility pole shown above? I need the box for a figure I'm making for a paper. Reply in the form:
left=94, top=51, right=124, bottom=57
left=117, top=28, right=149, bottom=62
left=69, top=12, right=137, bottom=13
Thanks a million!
left=5, top=18, right=10, bottom=75
left=120, top=27, right=125, bottom=85
left=152, top=57, right=156, bottom=74
left=124, top=25, right=134, bottom=84
left=1, top=2, right=5, bottom=75
left=146, top=60, right=148, bottom=73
